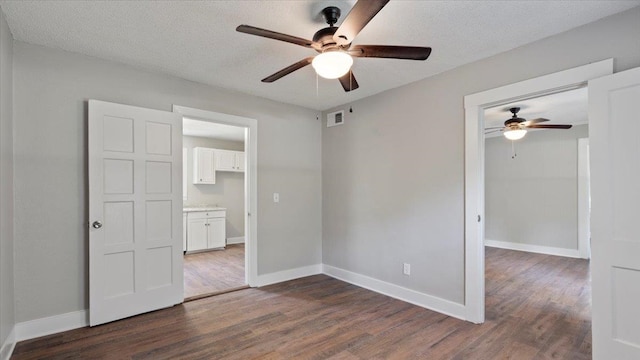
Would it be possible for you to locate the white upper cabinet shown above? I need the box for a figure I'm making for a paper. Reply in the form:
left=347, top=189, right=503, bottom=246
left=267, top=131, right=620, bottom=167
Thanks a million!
left=193, top=147, right=216, bottom=184
left=215, top=149, right=245, bottom=172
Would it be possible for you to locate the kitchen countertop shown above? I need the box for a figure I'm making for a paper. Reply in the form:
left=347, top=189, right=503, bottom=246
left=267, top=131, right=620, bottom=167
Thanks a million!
left=183, top=206, right=226, bottom=212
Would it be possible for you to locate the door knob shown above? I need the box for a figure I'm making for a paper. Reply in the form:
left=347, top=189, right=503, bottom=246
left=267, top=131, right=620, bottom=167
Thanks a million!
left=92, top=221, right=103, bottom=229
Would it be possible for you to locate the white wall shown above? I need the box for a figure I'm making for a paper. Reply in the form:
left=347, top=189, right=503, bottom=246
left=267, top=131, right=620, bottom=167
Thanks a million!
left=12, top=42, right=322, bottom=323
left=183, top=135, right=245, bottom=238
left=322, top=7, right=640, bottom=306
left=0, top=7, right=14, bottom=355
left=485, top=125, right=588, bottom=251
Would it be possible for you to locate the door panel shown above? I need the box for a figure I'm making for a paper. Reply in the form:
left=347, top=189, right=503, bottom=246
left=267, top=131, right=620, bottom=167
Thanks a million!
left=589, top=67, right=640, bottom=359
left=89, top=100, right=183, bottom=326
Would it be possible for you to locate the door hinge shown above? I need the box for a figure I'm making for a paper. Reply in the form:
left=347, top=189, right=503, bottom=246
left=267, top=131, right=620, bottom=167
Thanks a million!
left=478, top=215, right=481, bottom=222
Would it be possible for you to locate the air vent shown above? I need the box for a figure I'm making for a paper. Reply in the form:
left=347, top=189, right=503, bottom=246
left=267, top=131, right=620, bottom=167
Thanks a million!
left=327, top=110, right=344, bottom=127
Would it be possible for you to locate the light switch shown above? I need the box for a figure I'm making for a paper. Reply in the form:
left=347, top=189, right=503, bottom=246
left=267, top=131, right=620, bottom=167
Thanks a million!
left=273, top=192, right=280, bottom=203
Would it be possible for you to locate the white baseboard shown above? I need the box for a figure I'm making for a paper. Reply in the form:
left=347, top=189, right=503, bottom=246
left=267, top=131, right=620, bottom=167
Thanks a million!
left=484, top=239, right=582, bottom=258
left=15, top=310, right=88, bottom=342
left=322, top=264, right=467, bottom=321
left=256, top=264, right=322, bottom=287
left=226, top=236, right=245, bottom=245
left=0, top=327, right=15, bottom=360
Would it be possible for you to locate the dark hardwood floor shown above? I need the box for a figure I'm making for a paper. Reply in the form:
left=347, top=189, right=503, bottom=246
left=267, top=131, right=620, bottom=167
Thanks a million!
left=183, top=244, right=246, bottom=299
left=12, top=247, right=591, bottom=359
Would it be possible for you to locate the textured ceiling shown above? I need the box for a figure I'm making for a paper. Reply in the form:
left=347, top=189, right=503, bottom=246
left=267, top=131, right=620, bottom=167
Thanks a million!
left=1, top=0, right=638, bottom=111
left=484, top=87, right=588, bottom=138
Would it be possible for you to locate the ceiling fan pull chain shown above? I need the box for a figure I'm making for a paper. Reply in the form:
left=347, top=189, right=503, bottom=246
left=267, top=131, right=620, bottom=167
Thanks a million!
left=511, top=141, right=518, bottom=159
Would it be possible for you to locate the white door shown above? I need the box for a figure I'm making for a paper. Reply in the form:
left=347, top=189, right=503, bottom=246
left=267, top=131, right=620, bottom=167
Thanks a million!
left=89, top=100, right=183, bottom=326
left=589, top=67, right=640, bottom=359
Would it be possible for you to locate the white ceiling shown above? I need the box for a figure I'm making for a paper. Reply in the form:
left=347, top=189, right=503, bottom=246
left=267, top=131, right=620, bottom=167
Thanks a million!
left=1, top=1, right=638, bottom=111
left=483, top=87, right=588, bottom=137
left=183, top=118, right=245, bottom=142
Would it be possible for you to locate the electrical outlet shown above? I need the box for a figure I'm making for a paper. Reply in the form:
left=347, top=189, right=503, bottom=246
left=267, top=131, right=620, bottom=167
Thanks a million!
left=273, top=192, right=280, bottom=203
left=403, top=263, right=411, bottom=275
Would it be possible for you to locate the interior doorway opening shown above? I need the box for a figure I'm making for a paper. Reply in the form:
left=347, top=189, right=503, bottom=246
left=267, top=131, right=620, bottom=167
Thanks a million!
left=182, top=118, right=248, bottom=300
left=463, top=59, right=612, bottom=324
left=173, top=105, right=258, bottom=301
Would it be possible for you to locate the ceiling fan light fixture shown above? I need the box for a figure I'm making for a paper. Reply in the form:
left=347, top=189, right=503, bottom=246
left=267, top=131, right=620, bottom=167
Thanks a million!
left=312, top=51, right=353, bottom=79
left=504, top=129, right=527, bottom=140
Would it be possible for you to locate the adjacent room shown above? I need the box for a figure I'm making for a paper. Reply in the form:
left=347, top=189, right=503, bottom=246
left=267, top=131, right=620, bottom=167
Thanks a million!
left=1, top=1, right=639, bottom=359
left=482, top=89, right=592, bottom=357
left=182, top=118, right=248, bottom=299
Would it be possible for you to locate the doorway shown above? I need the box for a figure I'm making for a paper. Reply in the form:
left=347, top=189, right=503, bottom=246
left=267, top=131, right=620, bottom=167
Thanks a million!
left=173, top=105, right=258, bottom=299
left=482, top=88, right=590, bottom=258
left=182, top=119, right=247, bottom=299
left=462, top=59, right=612, bottom=323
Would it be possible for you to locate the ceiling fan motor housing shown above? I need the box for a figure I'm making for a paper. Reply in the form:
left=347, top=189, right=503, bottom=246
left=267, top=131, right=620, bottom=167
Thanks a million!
left=321, top=6, right=341, bottom=26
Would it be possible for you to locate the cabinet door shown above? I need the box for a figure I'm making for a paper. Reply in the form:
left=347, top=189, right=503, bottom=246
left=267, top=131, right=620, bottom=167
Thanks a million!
left=187, top=218, right=208, bottom=251
left=194, top=148, right=215, bottom=184
left=235, top=151, right=246, bottom=172
left=207, top=217, right=226, bottom=248
left=215, top=150, right=237, bottom=171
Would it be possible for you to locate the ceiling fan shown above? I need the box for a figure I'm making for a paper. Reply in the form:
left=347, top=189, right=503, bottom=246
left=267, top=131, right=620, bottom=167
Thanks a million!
left=486, top=107, right=572, bottom=140
left=236, top=0, right=432, bottom=92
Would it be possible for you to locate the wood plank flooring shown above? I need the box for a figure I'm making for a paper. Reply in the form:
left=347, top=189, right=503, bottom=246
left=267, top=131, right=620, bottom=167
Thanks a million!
left=183, top=244, right=246, bottom=299
left=12, top=247, right=591, bottom=359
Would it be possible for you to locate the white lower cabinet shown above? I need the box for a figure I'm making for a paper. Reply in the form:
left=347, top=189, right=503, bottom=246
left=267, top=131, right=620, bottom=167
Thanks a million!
left=185, top=210, right=226, bottom=252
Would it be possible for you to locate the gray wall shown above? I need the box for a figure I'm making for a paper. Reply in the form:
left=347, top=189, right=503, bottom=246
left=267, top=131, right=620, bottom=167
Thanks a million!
left=183, top=135, right=245, bottom=238
left=12, top=42, right=322, bottom=323
left=485, top=125, right=589, bottom=250
left=0, top=8, right=14, bottom=350
left=322, top=7, right=640, bottom=305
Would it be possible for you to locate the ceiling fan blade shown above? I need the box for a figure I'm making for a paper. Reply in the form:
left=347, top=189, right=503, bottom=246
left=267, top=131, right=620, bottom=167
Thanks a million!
left=522, top=118, right=550, bottom=126
left=261, top=57, right=314, bottom=83
left=484, top=126, right=504, bottom=130
left=349, top=45, right=432, bottom=60
left=526, top=124, right=573, bottom=129
left=237, top=25, right=316, bottom=49
left=338, top=70, right=359, bottom=92
left=333, top=0, right=390, bottom=46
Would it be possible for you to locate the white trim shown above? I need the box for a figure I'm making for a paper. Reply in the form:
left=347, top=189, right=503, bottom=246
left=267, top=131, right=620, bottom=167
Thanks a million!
left=463, top=59, right=613, bottom=324
left=226, top=236, right=245, bottom=245
left=485, top=239, right=582, bottom=258
left=577, top=138, right=591, bottom=259
left=15, top=310, right=88, bottom=342
left=255, top=264, right=322, bottom=287
left=323, top=265, right=466, bottom=321
left=172, top=105, right=258, bottom=287
left=0, top=327, right=15, bottom=360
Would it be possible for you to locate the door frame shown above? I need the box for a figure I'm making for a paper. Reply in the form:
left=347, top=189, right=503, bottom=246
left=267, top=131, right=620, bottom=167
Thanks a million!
left=172, top=105, right=258, bottom=287
left=462, top=59, right=613, bottom=323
